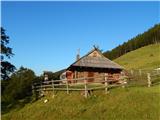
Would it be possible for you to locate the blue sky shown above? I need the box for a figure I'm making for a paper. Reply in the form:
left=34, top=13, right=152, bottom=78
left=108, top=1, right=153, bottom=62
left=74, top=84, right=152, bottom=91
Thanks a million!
left=2, top=1, right=159, bottom=75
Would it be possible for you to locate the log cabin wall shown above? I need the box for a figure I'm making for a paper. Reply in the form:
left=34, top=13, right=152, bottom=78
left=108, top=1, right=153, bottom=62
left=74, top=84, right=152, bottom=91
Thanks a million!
left=66, top=70, right=121, bottom=83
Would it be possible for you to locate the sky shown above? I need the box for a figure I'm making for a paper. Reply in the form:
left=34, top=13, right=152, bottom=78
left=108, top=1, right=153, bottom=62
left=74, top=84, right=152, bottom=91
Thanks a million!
left=2, top=1, right=160, bottom=75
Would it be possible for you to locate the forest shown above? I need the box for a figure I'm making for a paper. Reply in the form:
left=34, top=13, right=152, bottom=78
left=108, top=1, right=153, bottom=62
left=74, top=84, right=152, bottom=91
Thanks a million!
left=103, top=24, right=160, bottom=60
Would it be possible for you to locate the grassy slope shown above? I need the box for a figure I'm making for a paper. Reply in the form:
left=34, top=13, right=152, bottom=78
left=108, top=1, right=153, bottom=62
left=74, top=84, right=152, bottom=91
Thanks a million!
left=2, top=86, right=160, bottom=120
left=114, top=44, right=160, bottom=70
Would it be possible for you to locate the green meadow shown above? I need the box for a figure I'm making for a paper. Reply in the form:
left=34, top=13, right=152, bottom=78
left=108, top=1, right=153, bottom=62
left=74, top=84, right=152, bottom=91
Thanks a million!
left=2, top=85, right=160, bottom=120
left=114, top=44, right=160, bottom=70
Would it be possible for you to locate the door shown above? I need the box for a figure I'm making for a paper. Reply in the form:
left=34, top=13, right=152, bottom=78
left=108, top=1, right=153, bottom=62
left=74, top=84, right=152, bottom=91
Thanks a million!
left=88, top=72, right=94, bottom=82
left=66, top=71, right=73, bottom=83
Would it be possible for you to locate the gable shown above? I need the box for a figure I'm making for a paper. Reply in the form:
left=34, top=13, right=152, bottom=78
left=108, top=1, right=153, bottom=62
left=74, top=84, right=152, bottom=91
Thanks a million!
left=88, top=50, right=103, bottom=57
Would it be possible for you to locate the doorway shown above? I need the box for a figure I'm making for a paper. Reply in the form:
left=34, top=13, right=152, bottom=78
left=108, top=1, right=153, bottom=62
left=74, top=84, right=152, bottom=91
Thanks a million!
left=88, top=72, right=94, bottom=82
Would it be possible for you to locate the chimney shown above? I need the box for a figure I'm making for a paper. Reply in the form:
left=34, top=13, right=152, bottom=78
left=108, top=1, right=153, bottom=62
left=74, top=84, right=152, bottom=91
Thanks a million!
left=76, top=48, right=80, bottom=60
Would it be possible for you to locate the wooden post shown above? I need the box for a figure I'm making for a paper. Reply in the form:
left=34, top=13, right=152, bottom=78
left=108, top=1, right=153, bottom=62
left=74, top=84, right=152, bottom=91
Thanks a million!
left=75, top=71, right=77, bottom=78
left=52, top=80, right=55, bottom=97
left=32, top=84, right=35, bottom=96
left=41, top=82, right=42, bottom=92
left=104, top=73, right=109, bottom=93
left=131, top=70, right=133, bottom=75
left=66, top=79, right=69, bottom=94
left=32, top=84, right=34, bottom=95
left=139, top=69, right=142, bottom=76
left=75, top=71, right=77, bottom=83
left=44, top=74, right=48, bottom=81
left=40, top=82, right=44, bottom=97
left=84, top=78, right=88, bottom=98
left=122, top=76, right=127, bottom=88
left=147, top=73, right=151, bottom=87
left=157, top=69, right=159, bottom=74
left=32, top=84, right=38, bottom=100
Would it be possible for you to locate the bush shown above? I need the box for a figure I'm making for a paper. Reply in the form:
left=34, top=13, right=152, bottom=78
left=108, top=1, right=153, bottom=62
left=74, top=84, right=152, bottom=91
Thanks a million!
left=2, top=67, right=36, bottom=103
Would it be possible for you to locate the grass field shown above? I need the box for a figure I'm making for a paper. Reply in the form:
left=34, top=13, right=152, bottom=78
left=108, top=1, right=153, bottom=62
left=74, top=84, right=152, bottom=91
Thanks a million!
left=114, top=44, right=160, bottom=70
left=2, top=85, right=160, bottom=120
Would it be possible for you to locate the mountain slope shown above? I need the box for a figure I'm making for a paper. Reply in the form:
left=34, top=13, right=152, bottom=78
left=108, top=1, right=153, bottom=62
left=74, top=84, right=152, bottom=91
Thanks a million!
left=104, top=24, right=160, bottom=60
left=114, top=44, right=160, bottom=70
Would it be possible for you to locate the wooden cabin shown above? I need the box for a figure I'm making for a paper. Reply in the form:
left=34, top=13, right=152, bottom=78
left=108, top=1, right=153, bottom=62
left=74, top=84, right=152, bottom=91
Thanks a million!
left=65, top=47, right=123, bottom=83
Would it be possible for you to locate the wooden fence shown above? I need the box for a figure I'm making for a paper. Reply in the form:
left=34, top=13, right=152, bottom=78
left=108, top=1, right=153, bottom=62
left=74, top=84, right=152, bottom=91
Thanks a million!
left=32, top=75, right=126, bottom=98
left=129, top=69, right=160, bottom=76
left=127, top=69, right=160, bottom=87
left=32, top=71, right=160, bottom=98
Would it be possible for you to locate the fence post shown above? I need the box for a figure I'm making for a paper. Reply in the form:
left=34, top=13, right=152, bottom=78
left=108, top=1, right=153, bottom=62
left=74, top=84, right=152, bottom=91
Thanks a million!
left=84, top=78, right=88, bottom=98
left=32, top=84, right=35, bottom=96
left=66, top=79, right=69, bottom=94
left=40, top=82, right=44, bottom=97
left=157, top=69, right=159, bottom=74
left=105, top=73, right=109, bottom=93
left=32, top=84, right=38, bottom=100
left=147, top=73, right=151, bottom=87
left=122, top=76, right=127, bottom=88
left=40, top=82, right=42, bottom=92
left=32, top=84, right=34, bottom=94
left=139, top=69, right=142, bottom=76
left=131, top=70, right=133, bottom=75
left=52, top=80, right=55, bottom=97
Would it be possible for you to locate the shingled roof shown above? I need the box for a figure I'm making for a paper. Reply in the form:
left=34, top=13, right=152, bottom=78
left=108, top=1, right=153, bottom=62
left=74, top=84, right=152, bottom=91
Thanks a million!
left=68, top=47, right=123, bottom=70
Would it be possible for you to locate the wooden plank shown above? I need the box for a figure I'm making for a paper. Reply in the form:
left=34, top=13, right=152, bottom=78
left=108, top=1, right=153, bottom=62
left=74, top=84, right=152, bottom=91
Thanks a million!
left=104, top=73, right=108, bottom=93
left=66, top=80, right=69, bottom=94
left=35, top=88, right=87, bottom=91
left=147, top=73, right=151, bottom=87
left=52, top=80, right=55, bottom=96
left=84, top=79, right=88, bottom=98
left=90, top=86, right=106, bottom=90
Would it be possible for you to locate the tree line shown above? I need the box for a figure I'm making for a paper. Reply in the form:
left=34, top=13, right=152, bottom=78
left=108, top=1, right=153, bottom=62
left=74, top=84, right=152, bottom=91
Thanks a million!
left=0, top=28, right=51, bottom=113
left=1, top=27, right=63, bottom=113
left=103, top=24, right=160, bottom=60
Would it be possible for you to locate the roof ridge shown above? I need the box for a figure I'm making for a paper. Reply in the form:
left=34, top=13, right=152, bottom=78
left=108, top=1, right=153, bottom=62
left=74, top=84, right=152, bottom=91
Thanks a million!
left=67, top=47, right=123, bottom=70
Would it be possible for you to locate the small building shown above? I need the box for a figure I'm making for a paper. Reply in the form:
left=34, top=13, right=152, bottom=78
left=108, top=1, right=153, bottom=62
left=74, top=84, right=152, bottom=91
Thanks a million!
left=64, top=47, right=124, bottom=83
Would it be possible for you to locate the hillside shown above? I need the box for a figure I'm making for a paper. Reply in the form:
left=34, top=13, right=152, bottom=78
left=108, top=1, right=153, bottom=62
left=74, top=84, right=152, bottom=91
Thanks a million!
left=2, top=86, right=160, bottom=120
left=104, top=24, right=160, bottom=60
left=114, top=44, right=160, bottom=70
